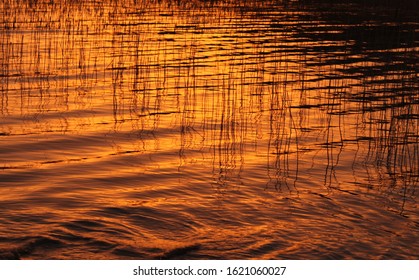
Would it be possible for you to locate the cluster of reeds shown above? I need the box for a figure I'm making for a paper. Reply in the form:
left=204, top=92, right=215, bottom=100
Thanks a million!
left=1, top=0, right=417, bottom=201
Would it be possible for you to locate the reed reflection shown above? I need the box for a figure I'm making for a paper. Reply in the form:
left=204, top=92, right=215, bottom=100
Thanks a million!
left=0, top=0, right=418, bottom=259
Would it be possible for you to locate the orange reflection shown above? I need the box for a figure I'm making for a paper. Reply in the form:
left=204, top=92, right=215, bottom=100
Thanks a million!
left=0, top=0, right=417, bottom=259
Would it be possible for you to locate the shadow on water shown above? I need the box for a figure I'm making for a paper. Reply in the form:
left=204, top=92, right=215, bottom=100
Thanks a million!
left=0, top=0, right=418, bottom=259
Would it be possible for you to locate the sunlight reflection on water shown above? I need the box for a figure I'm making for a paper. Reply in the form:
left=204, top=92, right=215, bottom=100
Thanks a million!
left=0, top=0, right=418, bottom=259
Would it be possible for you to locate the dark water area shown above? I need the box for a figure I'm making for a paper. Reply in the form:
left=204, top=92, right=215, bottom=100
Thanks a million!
left=0, top=0, right=418, bottom=259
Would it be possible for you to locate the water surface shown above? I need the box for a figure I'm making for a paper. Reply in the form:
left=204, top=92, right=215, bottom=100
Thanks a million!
left=0, top=0, right=418, bottom=259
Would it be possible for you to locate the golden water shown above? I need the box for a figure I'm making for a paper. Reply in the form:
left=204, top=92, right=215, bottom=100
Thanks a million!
left=0, top=0, right=418, bottom=259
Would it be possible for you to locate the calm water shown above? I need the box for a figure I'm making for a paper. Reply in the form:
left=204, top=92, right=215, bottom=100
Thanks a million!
left=0, top=0, right=418, bottom=259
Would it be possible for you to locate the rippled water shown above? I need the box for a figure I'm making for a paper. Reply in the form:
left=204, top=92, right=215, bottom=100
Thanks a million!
left=0, top=0, right=418, bottom=259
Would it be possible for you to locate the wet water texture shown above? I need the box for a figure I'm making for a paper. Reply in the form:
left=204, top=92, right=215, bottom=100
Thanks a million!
left=0, top=0, right=418, bottom=259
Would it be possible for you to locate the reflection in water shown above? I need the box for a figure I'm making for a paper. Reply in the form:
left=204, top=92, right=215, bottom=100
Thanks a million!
left=0, top=0, right=418, bottom=259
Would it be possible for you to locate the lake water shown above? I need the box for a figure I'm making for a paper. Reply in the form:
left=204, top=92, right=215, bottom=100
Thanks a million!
left=0, top=0, right=418, bottom=259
